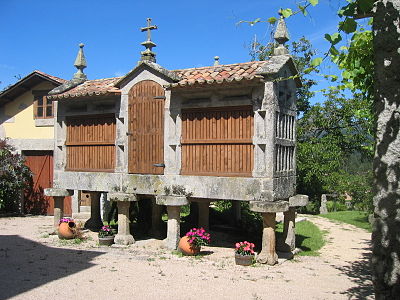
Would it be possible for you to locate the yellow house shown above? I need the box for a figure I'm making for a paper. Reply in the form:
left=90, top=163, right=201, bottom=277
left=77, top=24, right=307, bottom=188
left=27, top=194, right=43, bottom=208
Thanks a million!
left=0, top=70, right=71, bottom=215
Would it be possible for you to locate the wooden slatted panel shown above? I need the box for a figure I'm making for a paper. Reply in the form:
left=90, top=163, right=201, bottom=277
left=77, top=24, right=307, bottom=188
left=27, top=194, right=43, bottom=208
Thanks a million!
left=66, top=114, right=116, bottom=171
left=181, top=106, right=254, bottom=177
left=24, top=151, right=72, bottom=216
left=128, top=80, right=165, bottom=174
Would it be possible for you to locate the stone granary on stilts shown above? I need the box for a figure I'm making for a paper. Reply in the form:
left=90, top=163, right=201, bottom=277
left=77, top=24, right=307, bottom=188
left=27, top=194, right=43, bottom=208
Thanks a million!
left=45, top=16, right=308, bottom=265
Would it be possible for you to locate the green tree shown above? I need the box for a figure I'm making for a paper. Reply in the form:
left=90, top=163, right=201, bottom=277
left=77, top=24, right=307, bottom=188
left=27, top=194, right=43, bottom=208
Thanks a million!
left=0, top=139, right=31, bottom=212
left=251, top=36, right=317, bottom=114
left=296, top=89, right=373, bottom=210
left=251, top=0, right=399, bottom=296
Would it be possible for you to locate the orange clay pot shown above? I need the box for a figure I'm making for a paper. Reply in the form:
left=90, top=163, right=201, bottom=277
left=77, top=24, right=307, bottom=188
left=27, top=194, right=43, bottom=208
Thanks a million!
left=58, top=221, right=76, bottom=239
left=178, top=236, right=201, bottom=256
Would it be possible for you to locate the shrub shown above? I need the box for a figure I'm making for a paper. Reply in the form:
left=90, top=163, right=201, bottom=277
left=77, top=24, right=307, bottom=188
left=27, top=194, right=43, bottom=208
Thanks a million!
left=326, top=200, right=347, bottom=212
left=0, top=139, right=31, bottom=212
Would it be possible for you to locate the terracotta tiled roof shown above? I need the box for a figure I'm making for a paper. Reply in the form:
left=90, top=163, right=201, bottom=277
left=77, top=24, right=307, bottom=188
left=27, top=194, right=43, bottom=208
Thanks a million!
left=33, top=70, right=68, bottom=84
left=171, top=61, right=267, bottom=87
left=48, top=60, right=283, bottom=99
left=0, top=70, right=67, bottom=103
left=48, top=77, right=122, bottom=99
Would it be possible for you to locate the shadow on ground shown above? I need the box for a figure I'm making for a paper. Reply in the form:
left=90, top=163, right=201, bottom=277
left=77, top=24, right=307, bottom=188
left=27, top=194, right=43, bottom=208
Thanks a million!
left=334, top=240, right=374, bottom=299
left=0, top=235, right=104, bottom=300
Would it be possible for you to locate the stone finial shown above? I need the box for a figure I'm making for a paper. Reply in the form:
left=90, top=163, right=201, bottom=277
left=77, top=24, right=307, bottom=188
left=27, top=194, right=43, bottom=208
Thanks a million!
left=273, top=13, right=290, bottom=56
left=214, top=56, right=220, bottom=66
left=140, top=18, right=158, bottom=63
left=73, top=43, right=87, bottom=80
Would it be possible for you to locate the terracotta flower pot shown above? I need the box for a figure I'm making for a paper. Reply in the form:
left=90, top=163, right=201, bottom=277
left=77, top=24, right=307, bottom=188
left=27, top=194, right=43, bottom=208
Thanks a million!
left=98, top=236, right=114, bottom=246
left=178, top=236, right=201, bottom=256
left=58, top=221, right=76, bottom=239
left=235, top=253, right=254, bottom=266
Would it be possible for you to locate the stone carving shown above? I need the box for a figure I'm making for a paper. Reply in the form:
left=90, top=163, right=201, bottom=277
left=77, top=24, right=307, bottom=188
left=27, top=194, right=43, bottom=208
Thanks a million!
left=320, top=194, right=328, bottom=214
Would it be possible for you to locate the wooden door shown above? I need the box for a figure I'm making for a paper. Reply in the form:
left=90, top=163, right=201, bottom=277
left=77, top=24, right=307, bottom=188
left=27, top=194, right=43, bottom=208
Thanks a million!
left=24, top=151, right=72, bottom=216
left=128, top=80, right=165, bottom=174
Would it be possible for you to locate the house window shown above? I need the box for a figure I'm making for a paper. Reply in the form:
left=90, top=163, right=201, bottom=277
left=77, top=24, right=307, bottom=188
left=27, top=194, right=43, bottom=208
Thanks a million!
left=33, top=93, right=53, bottom=119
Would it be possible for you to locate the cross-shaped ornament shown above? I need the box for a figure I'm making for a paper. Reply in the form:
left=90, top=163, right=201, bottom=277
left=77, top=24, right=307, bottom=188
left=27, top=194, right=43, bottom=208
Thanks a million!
left=141, top=18, right=157, bottom=41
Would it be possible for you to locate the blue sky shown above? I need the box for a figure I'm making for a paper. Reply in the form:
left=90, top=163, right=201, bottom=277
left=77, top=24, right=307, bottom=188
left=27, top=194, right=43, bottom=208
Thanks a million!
left=0, top=0, right=347, bottom=97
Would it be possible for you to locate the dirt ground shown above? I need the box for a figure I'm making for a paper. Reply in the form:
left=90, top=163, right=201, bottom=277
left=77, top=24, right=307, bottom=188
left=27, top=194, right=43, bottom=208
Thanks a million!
left=0, top=215, right=373, bottom=300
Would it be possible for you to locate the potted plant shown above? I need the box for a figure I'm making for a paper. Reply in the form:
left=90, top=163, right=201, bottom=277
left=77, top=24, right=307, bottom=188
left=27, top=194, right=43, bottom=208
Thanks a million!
left=58, top=217, right=77, bottom=239
left=178, top=227, right=210, bottom=255
left=98, top=225, right=115, bottom=246
left=234, top=241, right=255, bottom=266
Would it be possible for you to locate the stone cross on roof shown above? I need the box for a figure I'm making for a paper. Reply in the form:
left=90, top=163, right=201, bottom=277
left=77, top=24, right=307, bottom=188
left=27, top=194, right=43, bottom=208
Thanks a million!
left=73, top=43, right=87, bottom=80
left=140, top=18, right=158, bottom=63
left=273, top=13, right=290, bottom=56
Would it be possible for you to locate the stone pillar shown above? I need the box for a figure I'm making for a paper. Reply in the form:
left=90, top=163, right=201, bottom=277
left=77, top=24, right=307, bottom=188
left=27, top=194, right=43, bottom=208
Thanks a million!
left=109, top=193, right=137, bottom=246
left=71, top=189, right=79, bottom=215
left=281, top=207, right=296, bottom=252
left=156, top=195, right=189, bottom=250
left=166, top=206, right=181, bottom=249
left=320, top=194, right=328, bottom=214
left=259, top=212, right=278, bottom=265
left=53, top=197, right=64, bottom=229
left=151, top=198, right=163, bottom=238
left=44, top=188, right=72, bottom=230
left=232, top=200, right=242, bottom=226
left=115, top=201, right=135, bottom=245
left=278, top=195, right=308, bottom=254
left=188, top=202, right=198, bottom=226
left=84, top=192, right=103, bottom=231
left=197, top=201, right=210, bottom=231
left=249, top=200, right=289, bottom=265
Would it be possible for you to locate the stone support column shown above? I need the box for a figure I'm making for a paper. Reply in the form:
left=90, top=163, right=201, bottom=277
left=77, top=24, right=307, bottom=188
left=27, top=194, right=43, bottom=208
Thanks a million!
left=278, top=195, right=309, bottom=253
left=115, top=201, right=134, bottom=245
left=197, top=201, right=210, bottom=231
left=250, top=200, right=289, bottom=265
left=232, top=201, right=242, bottom=226
left=44, top=188, right=72, bottom=230
left=53, top=197, right=64, bottom=229
left=156, top=195, right=188, bottom=250
left=151, top=198, right=163, bottom=238
left=84, top=192, right=103, bottom=231
left=109, top=193, right=137, bottom=246
left=259, top=212, right=278, bottom=265
left=71, top=189, right=79, bottom=215
left=166, top=206, right=181, bottom=249
left=281, top=207, right=296, bottom=252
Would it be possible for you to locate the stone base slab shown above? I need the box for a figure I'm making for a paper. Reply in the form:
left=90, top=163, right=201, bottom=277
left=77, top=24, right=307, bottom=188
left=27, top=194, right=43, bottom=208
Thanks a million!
left=44, top=188, right=73, bottom=197
left=108, top=192, right=138, bottom=202
left=156, top=195, right=188, bottom=206
left=249, top=200, right=289, bottom=213
left=289, top=194, right=309, bottom=207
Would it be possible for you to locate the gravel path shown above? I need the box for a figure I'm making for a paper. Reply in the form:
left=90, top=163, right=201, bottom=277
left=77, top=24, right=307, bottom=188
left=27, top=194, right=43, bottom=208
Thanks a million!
left=0, top=215, right=373, bottom=300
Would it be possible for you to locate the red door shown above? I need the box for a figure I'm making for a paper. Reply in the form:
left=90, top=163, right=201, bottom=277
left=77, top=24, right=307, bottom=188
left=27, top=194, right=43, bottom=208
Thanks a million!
left=24, top=151, right=71, bottom=216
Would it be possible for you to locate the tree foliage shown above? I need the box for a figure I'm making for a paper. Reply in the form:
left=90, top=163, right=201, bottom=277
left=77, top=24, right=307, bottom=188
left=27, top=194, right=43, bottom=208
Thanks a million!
left=0, top=139, right=31, bottom=212
left=251, top=36, right=317, bottom=114
left=297, top=90, right=373, bottom=211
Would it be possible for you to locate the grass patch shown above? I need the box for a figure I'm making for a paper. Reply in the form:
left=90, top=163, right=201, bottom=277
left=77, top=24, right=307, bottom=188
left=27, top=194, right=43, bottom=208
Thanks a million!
left=276, top=220, right=326, bottom=256
left=58, top=238, right=85, bottom=246
left=321, top=211, right=371, bottom=232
